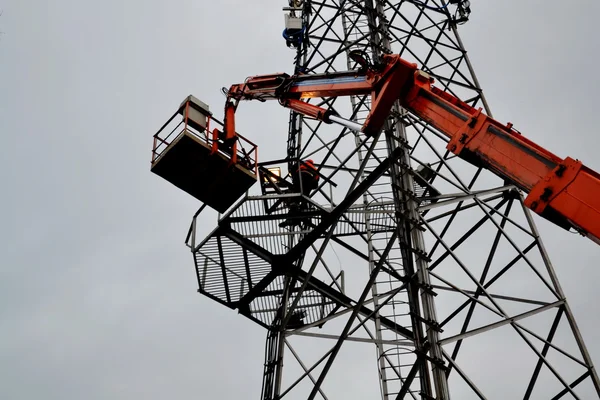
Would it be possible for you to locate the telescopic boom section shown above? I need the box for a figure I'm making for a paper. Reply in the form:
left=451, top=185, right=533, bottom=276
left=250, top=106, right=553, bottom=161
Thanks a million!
left=399, top=67, right=600, bottom=244
left=224, top=55, right=419, bottom=136
left=223, top=54, right=600, bottom=244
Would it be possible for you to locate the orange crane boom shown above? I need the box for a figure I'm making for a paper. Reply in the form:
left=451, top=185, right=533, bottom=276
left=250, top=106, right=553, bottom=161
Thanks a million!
left=221, top=53, right=600, bottom=244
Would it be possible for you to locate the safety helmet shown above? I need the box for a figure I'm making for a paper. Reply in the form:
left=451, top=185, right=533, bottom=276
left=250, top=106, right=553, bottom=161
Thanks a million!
left=305, top=159, right=314, bottom=165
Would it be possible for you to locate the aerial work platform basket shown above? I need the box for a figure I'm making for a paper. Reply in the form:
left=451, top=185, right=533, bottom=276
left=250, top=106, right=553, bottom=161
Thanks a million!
left=151, top=95, right=258, bottom=213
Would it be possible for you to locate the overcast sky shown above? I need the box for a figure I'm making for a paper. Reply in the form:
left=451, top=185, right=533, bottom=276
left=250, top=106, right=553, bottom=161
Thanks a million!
left=1, top=1, right=600, bottom=399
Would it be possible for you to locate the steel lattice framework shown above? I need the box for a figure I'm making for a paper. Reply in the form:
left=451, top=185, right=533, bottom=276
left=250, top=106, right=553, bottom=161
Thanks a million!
left=184, top=1, right=600, bottom=399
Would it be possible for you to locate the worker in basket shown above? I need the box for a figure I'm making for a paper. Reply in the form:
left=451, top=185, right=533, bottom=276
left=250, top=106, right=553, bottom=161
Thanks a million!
left=279, top=159, right=320, bottom=228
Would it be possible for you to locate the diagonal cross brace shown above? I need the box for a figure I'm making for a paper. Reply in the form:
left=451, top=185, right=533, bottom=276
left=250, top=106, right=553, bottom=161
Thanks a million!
left=286, top=146, right=404, bottom=261
left=219, top=225, right=414, bottom=339
left=294, top=268, right=414, bottom=340
left=306, top=230, right=400, bottom=400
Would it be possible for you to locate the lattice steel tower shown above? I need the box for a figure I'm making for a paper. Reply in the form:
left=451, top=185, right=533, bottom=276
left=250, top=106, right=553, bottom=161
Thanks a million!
left=151, top=1, right=600, bottom=399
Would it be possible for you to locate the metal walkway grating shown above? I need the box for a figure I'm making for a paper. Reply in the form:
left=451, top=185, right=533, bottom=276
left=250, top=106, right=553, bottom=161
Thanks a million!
left=224, top=194, right=400, bottom=254
left=247, top=275, right=339, bottom=328
left=194, top=234, right=272, bottom=305
left=193, top=219, right=341, bottom=328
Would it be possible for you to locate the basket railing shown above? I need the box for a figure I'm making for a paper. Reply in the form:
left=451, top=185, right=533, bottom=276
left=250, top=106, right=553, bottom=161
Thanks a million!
left=151, top=100, right=258, bottom=176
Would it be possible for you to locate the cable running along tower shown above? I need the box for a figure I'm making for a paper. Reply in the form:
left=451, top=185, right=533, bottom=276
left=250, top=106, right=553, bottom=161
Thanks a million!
left=150, top=0, right=600, bottom=399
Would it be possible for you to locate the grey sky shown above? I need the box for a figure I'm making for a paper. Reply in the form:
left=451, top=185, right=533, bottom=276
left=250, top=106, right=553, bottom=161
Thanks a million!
left=1, top=1, right=600, bottom=399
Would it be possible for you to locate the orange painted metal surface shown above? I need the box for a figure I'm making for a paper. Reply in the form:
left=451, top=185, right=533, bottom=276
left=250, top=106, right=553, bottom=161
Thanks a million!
left=282, top=99, right=331, bottom=121
left=222, top=54, right=600, bottom=242
left=400, top=66, right=600, bottom=243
